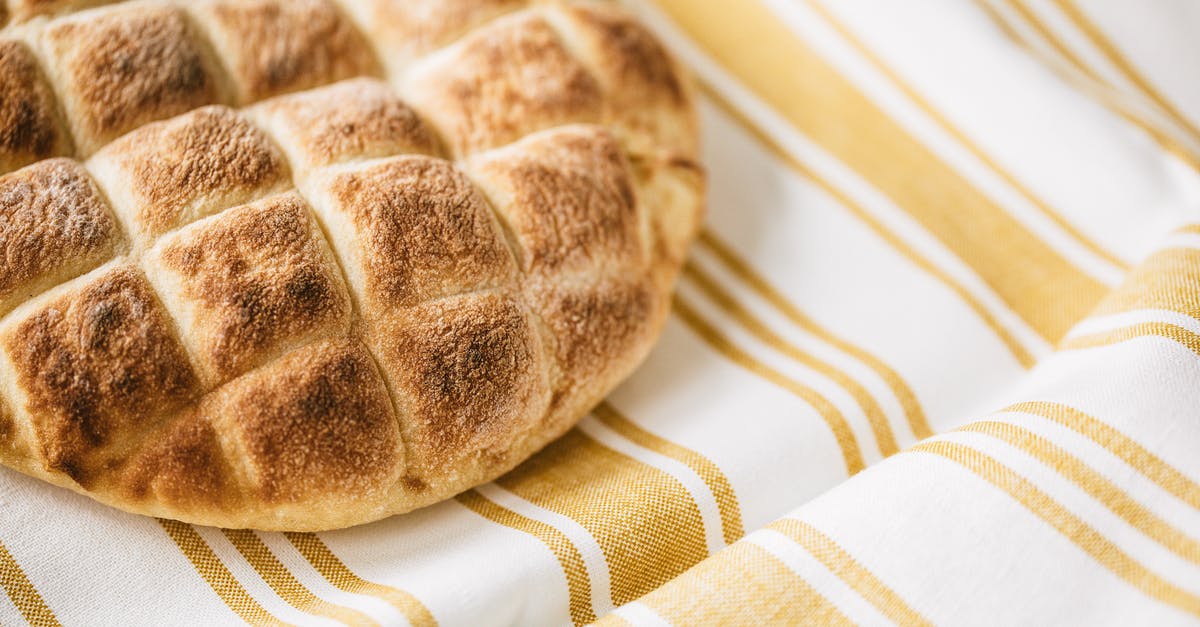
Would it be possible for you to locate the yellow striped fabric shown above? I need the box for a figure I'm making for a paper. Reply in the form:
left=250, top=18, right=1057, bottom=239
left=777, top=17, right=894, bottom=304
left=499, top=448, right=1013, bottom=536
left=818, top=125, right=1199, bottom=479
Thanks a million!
left=3, top=0, right=1200, bottom=625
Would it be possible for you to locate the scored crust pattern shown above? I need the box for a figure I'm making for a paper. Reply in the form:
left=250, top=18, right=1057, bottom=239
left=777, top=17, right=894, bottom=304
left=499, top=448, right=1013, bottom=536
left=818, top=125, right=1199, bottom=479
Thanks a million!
left=0, top=0, right=703, bottom=530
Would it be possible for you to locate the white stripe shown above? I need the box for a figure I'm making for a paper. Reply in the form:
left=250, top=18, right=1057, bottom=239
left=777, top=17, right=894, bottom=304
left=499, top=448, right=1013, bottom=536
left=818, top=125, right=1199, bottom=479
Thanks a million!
left=577, top=415, right=726, bottom=554
left=1160, top=231, right=1200, bottom=252
left=746, top=529, right=891, bottom=625
left=255, top=532, right=412, bottom=627
left=675, top=276, right=886, bottom=466
left=991, top=410, right=1200, bottom=535
left=1063, top=308, right=1200, bottom=342
left=608, top=601, right=675, bottom=627
left=769, top=0, right=1125, bottom=285
left=688, top=248, right=918, bottom=444
left=979, top=0, right=1200, bottom=157
left=933, top=431, right=1200, bottom=594
left=1006, top=0, right=1129, bottom=90
left=192, top=527, right=344, bottom=627
left=624, top=0, right=1051, bottom=361
left=474, top=483, right=616, bottom=617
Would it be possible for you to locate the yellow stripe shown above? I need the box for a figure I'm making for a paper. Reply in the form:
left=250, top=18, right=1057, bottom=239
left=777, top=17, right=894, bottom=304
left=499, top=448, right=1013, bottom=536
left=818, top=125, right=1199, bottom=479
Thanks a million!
left=497, top=429, right=708, bottom=606
left=455, top=490, right=595, bottom=625
left=697, top=230, right=933, bottom=439
left=653, top=0, right=1107, bottom=341
left=1007, top=401, right=1200, bottom=511
left=636, top=542, right=854, bottom=626
left=808, top=0, right=1127, bottom=271
left=1094, top=247, right=1200, bottom=320
left=768, top=518, right=931, bottom=626
left=221, top=529, right=375, bottom=626
left=673, top=294, right=866, bottom=474
left=963, top=420, right=1200, bottom=565
left=0, top=539, right=59, bottom=627
left=698, top=83, right=1037, bottom=368
left=1050, top=0, right=1200, bottom=145
left=684, top=261, right=900, bottom=457
left=1003, top=0, right=1106, bottom=83
left=912, top=440, right=1200, bottom=616
left=1061, top=321, right=1200, bottom=361
left=282, top=533, right=436, bottom=627
left=593, top=401, right=745, bottom=544
left=157, top=519, right=288, bottom=626
left=983, top=0, right=1200, bottom=172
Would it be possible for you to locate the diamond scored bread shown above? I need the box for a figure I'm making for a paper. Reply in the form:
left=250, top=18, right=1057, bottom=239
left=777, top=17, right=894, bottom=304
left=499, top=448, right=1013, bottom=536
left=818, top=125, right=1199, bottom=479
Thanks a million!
left=0, top=0, right=703, bottom=530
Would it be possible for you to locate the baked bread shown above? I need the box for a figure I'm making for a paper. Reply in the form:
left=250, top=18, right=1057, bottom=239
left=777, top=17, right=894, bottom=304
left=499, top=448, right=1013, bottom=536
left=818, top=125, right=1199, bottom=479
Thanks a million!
left=0, top=0, right=703, bottom=530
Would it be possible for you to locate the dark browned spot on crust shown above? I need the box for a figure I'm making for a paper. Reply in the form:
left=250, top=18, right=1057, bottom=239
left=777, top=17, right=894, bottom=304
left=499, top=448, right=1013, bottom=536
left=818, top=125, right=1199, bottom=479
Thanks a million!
left=470, top=126, right=642, bottom=275
left=528, top=275, right=658, bottom=402
left=399, top=475, right=427, bottom=492
left=212, top=339, right=400, bottom=502
left=409, top=14, right=603, bottom=156
left=121, top=412, right=236, bottom=510
left=346, top=0, right=525, bottom=73
left=325, top=156, right=515, bottom=308
left=0, top=40, right=70, bottom=173
left=43, top=5, right=221, bottom=153
left=384, top=291, right=548, bottom=475
left=196, top=0, right=380, bottom=104
left=256, top=78, right=440, bottom=169
left=154, top=193, right=350, bottom=382
left=101, top=106, right=289, bottom=238
left=0, top=159, right=120, bottom=314
left=4, top=266, right=199, bottom=485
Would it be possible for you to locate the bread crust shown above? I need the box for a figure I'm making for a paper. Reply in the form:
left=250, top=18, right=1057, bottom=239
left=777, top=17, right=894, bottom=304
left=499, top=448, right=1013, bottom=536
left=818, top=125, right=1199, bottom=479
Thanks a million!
left=0, top=0, right=704, bottom=530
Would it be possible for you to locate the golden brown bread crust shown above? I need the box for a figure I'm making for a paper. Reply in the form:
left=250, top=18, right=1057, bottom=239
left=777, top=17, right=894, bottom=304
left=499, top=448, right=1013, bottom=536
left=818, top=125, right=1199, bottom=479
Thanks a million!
left=146, top=192, right=352, bottom=386
left=250, top=78, right=441, bottom=172
left=0, top=159, right=122, bottom=316
left=189, top=0, right=380, bottom=105
left=339, top=0, right=527, bottom=77
left=2, top=266, right=199, bottom=485
left=89, top=105, right=291, bottom=242
left=41, top=4, right=225, bottom=155
left=0, top=41, right=72, bottom=174
left=406, top=13, right=605, bottom=157
left=0, top=0, right=704, bottom=530
left=311, top=155, right=517, bottom=309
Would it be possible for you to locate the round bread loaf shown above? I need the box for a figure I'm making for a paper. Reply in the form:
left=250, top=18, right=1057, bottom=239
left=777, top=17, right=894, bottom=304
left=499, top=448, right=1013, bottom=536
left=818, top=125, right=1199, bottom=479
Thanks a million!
left=0, top=0, right=703, bottom=529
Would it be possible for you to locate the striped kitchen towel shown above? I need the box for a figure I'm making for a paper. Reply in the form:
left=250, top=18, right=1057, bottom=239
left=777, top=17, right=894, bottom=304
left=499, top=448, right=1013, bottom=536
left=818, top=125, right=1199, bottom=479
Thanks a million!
left=3, top=0, right=1199, bottom=625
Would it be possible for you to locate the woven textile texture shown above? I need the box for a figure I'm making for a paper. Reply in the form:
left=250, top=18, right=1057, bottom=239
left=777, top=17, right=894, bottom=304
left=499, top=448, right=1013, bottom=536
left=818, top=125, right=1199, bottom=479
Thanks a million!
left=3, top=0, right=1200, bottom=625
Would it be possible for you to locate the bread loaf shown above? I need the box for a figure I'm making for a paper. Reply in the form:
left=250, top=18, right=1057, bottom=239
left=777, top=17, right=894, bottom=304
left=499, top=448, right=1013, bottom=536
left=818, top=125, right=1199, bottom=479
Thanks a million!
left=0, top=0, right=703, bottom=530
